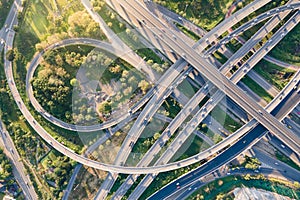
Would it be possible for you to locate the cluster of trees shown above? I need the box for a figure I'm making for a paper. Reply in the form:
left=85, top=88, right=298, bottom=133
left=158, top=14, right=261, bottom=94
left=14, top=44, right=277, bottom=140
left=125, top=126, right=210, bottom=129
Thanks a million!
left=32, top=49, right=88, bottom=122
left=0, top=148, right=13, bottom=180
left=7, top=123, right=40, bottom=161
left=32, top=61, right=72, bottom=120
left=154, top=0, right=233, bottom=30
left=6, top=49, right=15, bottom=61
left=244, top=156, right=261, bottom=170
left=35, top=8, right=105, bottom=51
left=146, top=59, right=169, bottom=73
left=81, top=50, right=151, bottom=117
left=68, top=10, right=105, bottom=39
left=72, top=95, right=100, bottom=125
left=43, top=153, right=76, bottom=199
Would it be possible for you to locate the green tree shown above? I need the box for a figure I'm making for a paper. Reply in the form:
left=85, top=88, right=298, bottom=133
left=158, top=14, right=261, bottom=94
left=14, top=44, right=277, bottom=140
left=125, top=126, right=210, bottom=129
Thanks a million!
left=70, top=78, right=78, bottom=87
left=154, top=132, right=161, bottom=140
left=138, top=80, right=150, bottom=94
left=6, top=49, right=15, bottom=61
left=98, top=101, right=111, bottom=114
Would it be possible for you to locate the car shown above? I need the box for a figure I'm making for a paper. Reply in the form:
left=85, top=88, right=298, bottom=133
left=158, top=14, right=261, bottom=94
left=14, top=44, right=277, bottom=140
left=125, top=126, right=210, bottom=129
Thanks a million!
left=178, top=16, right=182, bottom=20
left=128, top=109, right=132, bottom=115
left=243, top=140, right=246, bottom=144
left=129, top=141, right=134, bottom=148
left=227, top=172, right=231, bottom=175
left=254, top=170, right=259, bottom=173
left=275, top=162, right=279, bottom=165
left=144, top=117, right=148, bottom=124
left=280, top=144, right=285, bottom=148
left=258, top=110, right=263, bottom=115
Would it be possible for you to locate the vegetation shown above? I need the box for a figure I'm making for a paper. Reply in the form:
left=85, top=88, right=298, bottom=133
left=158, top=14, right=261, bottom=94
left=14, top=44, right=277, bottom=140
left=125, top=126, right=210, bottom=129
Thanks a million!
left=199, top=125, right=223, bottom=144
left=270, top=23, right=300, bottom=66
left=0, top=148, right=13, bottom=180
left=6, top=49, right=15, bottom=61
left=210, top=105, right=243, bottom=133
left=154, top=0, right=234, bottom=30
left=234, top=0, right=289, bottom=40
left=3, top=0, right=106, bottom=198
left=0, top=0, right=13, bottom=27
left=242, top=75, right=273, bottom=103
left=175, top=23, right=201, bottom=41
left=243, top=156, right=261, bottom=170
left=140, top=161, right=205, bottom=199
left=162, top=98, right=181, bottom=118
left=92, top=0, right=170, bottom=69
left=69, top=166, right=107, bottom=200
left=177, top=79, right=199, bottom=99
left=32, top=45, right=93, bottom=123
left=188, top=174, right=300, bottom=200
left=172, top=134, right=210, bottom=161
left=254, top=60, right=295, bottom=90
left=39, top=150, right=77, bottom=199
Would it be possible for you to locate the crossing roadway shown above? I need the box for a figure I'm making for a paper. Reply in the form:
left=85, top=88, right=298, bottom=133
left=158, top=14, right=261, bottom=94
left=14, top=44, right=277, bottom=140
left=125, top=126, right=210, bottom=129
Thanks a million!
left=115, top=0, right=300, bottom=156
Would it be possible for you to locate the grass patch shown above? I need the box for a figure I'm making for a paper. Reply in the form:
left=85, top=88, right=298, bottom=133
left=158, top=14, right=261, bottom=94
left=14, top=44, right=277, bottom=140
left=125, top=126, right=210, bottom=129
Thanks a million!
left=0, top=0, right=14, bottom=28
left=210, top=105, right=243, bottom=133
left=177, top=79, right=198, bottom=99
left=175, top=23, right=201, bottom=41
left=155, top=0, right=234, bottom=31
left=213, top=51, right=228, bottom=64
left=199, top=126, right=223, bottom=144
left=162, top=98, right=181, bottom=118
left=172, top=134, right=210, bottom=162
left=40, top=150, right=58, bottom=169
left=254, top=59, right=296, bottom=90
left=270, top=23, right=300, bottom=66
left=242, top=75, right=273, bottom=103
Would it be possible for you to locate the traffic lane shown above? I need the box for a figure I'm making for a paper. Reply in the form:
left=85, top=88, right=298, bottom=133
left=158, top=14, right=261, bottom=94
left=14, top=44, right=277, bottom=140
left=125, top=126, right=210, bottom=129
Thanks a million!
left=267, top=134, right=300, bottom=164
left=271, top=85, right=300, bottom=117
left=148, top=125, right=266, bottom=200
left=285, top=118, right=300, bottom=137
left=0, top=122, right=36, bottom=200
left=120, top=0, right=298, bottom=141
left=251, top=148, right=300, bottom=177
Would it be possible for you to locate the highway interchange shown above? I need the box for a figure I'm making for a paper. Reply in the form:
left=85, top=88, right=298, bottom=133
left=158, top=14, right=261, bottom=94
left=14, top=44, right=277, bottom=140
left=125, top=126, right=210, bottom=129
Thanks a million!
left=0, top=0, right=300, bottom=199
